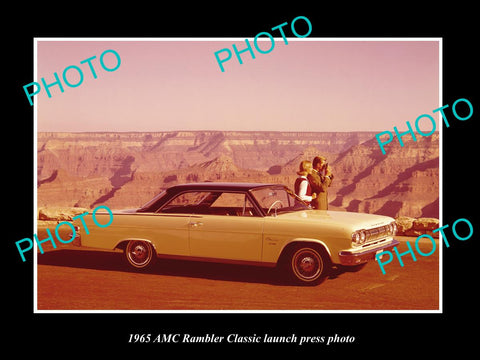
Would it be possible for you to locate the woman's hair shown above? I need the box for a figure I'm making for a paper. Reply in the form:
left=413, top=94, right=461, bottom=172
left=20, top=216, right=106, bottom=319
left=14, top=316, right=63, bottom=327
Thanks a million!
left=297, top=160, right=312, bottom=176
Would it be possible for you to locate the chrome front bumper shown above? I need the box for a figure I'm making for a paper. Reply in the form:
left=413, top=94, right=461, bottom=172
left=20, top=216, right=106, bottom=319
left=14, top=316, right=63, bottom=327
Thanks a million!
left=338, top=239, right=400, bottom=266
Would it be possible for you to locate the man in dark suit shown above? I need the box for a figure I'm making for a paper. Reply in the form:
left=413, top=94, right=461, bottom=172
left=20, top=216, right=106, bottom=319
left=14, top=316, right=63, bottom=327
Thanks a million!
left=307, top=156, right=334, bottom=210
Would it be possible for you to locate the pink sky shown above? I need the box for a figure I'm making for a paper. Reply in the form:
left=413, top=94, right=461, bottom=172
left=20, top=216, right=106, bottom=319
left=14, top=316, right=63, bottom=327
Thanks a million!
left=36, top=39, right=440, bottom=132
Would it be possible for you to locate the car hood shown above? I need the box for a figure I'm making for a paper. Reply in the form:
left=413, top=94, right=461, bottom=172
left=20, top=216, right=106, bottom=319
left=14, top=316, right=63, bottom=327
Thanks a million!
left=276, top=210, right=394, bottom=231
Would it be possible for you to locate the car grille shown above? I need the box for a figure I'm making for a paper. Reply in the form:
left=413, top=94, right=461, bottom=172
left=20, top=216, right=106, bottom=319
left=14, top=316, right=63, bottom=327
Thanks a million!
left=363, top=225, right=391, bottom=246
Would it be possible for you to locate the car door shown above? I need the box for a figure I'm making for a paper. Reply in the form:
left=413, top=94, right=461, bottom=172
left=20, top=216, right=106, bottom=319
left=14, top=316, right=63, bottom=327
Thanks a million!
left=152, top=191, right=208, bottom=256
left=188, top=192, right=264, bottom=262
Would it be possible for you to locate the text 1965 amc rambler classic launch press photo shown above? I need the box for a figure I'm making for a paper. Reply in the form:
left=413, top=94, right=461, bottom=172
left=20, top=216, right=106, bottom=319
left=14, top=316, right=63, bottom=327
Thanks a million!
left=72, top=182, right=399, bottom=286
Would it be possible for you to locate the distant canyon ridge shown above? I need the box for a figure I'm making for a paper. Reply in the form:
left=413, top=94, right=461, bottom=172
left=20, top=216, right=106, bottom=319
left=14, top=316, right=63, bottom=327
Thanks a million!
left=37, top=131, right=439, bottom=218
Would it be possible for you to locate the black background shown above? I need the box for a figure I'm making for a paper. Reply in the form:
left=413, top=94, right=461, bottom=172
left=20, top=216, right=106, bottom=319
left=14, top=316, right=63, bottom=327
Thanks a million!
left=5, top=4, right=478, bottom=356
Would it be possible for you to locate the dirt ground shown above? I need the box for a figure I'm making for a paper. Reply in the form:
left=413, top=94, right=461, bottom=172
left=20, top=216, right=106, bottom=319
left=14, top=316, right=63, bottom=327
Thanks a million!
left=36, top=236, right=439, bottom=311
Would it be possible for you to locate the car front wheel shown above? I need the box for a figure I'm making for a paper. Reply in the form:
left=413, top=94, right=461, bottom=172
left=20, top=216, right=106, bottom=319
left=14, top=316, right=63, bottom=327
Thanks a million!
left=124, top=240, right=155, bottom=270
left=282, top=244, right=330, bottom=285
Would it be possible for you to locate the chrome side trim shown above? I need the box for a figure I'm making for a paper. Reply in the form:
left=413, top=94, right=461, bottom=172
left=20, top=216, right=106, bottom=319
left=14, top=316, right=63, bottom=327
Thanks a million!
left=155, top=253, right=277, bottom=268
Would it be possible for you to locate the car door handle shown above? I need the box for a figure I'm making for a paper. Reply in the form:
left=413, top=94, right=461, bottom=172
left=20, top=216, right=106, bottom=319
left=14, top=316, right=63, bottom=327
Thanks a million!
left=189, top=221, right=203, bottom=227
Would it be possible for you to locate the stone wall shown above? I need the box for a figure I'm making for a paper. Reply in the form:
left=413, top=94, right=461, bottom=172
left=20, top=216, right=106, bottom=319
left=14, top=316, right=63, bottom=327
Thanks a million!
left=395, top=216, right=440, bottom=237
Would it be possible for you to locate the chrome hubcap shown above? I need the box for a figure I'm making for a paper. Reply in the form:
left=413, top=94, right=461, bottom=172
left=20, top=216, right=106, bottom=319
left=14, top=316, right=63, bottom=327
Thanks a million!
left=127, top=241, right=152, bottom=267
left=132, top=245, right=146, bottom=260
left=293, top=249, right=323, bottom=281
left=299, top=256, right=316, bottom=273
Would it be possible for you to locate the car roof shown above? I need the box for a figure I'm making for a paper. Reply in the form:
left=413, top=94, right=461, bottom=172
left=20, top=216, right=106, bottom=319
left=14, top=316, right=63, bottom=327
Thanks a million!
left=166, top=182, right=283, bottom=192
left=137, top=182, right=292, bottom=213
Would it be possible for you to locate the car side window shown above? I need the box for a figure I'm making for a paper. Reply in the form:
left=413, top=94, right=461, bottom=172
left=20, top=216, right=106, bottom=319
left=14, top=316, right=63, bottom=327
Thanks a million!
left=158, top=191, right=212, bottom=214
left=209, top=192, right=258, bottom=216
left=158, top=190, right=259, bottom=216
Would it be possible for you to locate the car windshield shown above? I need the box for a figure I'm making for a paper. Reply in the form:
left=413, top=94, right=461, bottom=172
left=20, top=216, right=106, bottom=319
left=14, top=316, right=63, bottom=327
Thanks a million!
left=250, top=186, right=310, bottom=215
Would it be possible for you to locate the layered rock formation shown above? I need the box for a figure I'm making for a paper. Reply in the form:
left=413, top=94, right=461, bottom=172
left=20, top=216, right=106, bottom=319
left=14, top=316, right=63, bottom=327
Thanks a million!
left=329, top=133, right=439, bottom=218
left=37, top=131, right=439, bottom=218
left=395, top=217, right=440, bottom=237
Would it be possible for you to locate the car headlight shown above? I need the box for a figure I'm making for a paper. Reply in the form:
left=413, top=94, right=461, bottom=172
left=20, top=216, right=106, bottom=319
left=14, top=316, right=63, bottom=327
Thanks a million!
left=351, top=232, right=360, bottom=244
left=359, top=230, right=366, bottom=244
left=387, top=221, right=397, bottom=236
left=351, top=230, right=366, bottom=245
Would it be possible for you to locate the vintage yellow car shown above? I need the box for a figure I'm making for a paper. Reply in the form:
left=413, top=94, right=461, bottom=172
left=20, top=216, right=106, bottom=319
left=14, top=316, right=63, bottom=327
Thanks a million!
left=72, top=182, right=399, bottom=285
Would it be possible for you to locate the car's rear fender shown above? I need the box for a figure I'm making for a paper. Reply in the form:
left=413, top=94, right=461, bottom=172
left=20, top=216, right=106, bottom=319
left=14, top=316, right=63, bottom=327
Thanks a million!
left=114, top=238, right=158, bottom=254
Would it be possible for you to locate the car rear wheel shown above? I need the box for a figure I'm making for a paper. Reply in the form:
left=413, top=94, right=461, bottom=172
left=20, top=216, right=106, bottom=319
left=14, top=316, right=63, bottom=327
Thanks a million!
left=124, top=240, right=155, bottom=270
left=282, top=244, right=330, bottom=285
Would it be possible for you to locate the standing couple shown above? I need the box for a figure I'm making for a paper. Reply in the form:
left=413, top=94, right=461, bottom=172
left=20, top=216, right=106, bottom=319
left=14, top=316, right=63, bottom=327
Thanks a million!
left=294, top=156, right=334, bottom=210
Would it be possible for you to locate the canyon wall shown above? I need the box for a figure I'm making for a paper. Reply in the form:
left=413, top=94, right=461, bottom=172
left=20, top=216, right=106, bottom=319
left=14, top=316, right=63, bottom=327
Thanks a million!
left=37, top=131, right=439, bottom=218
